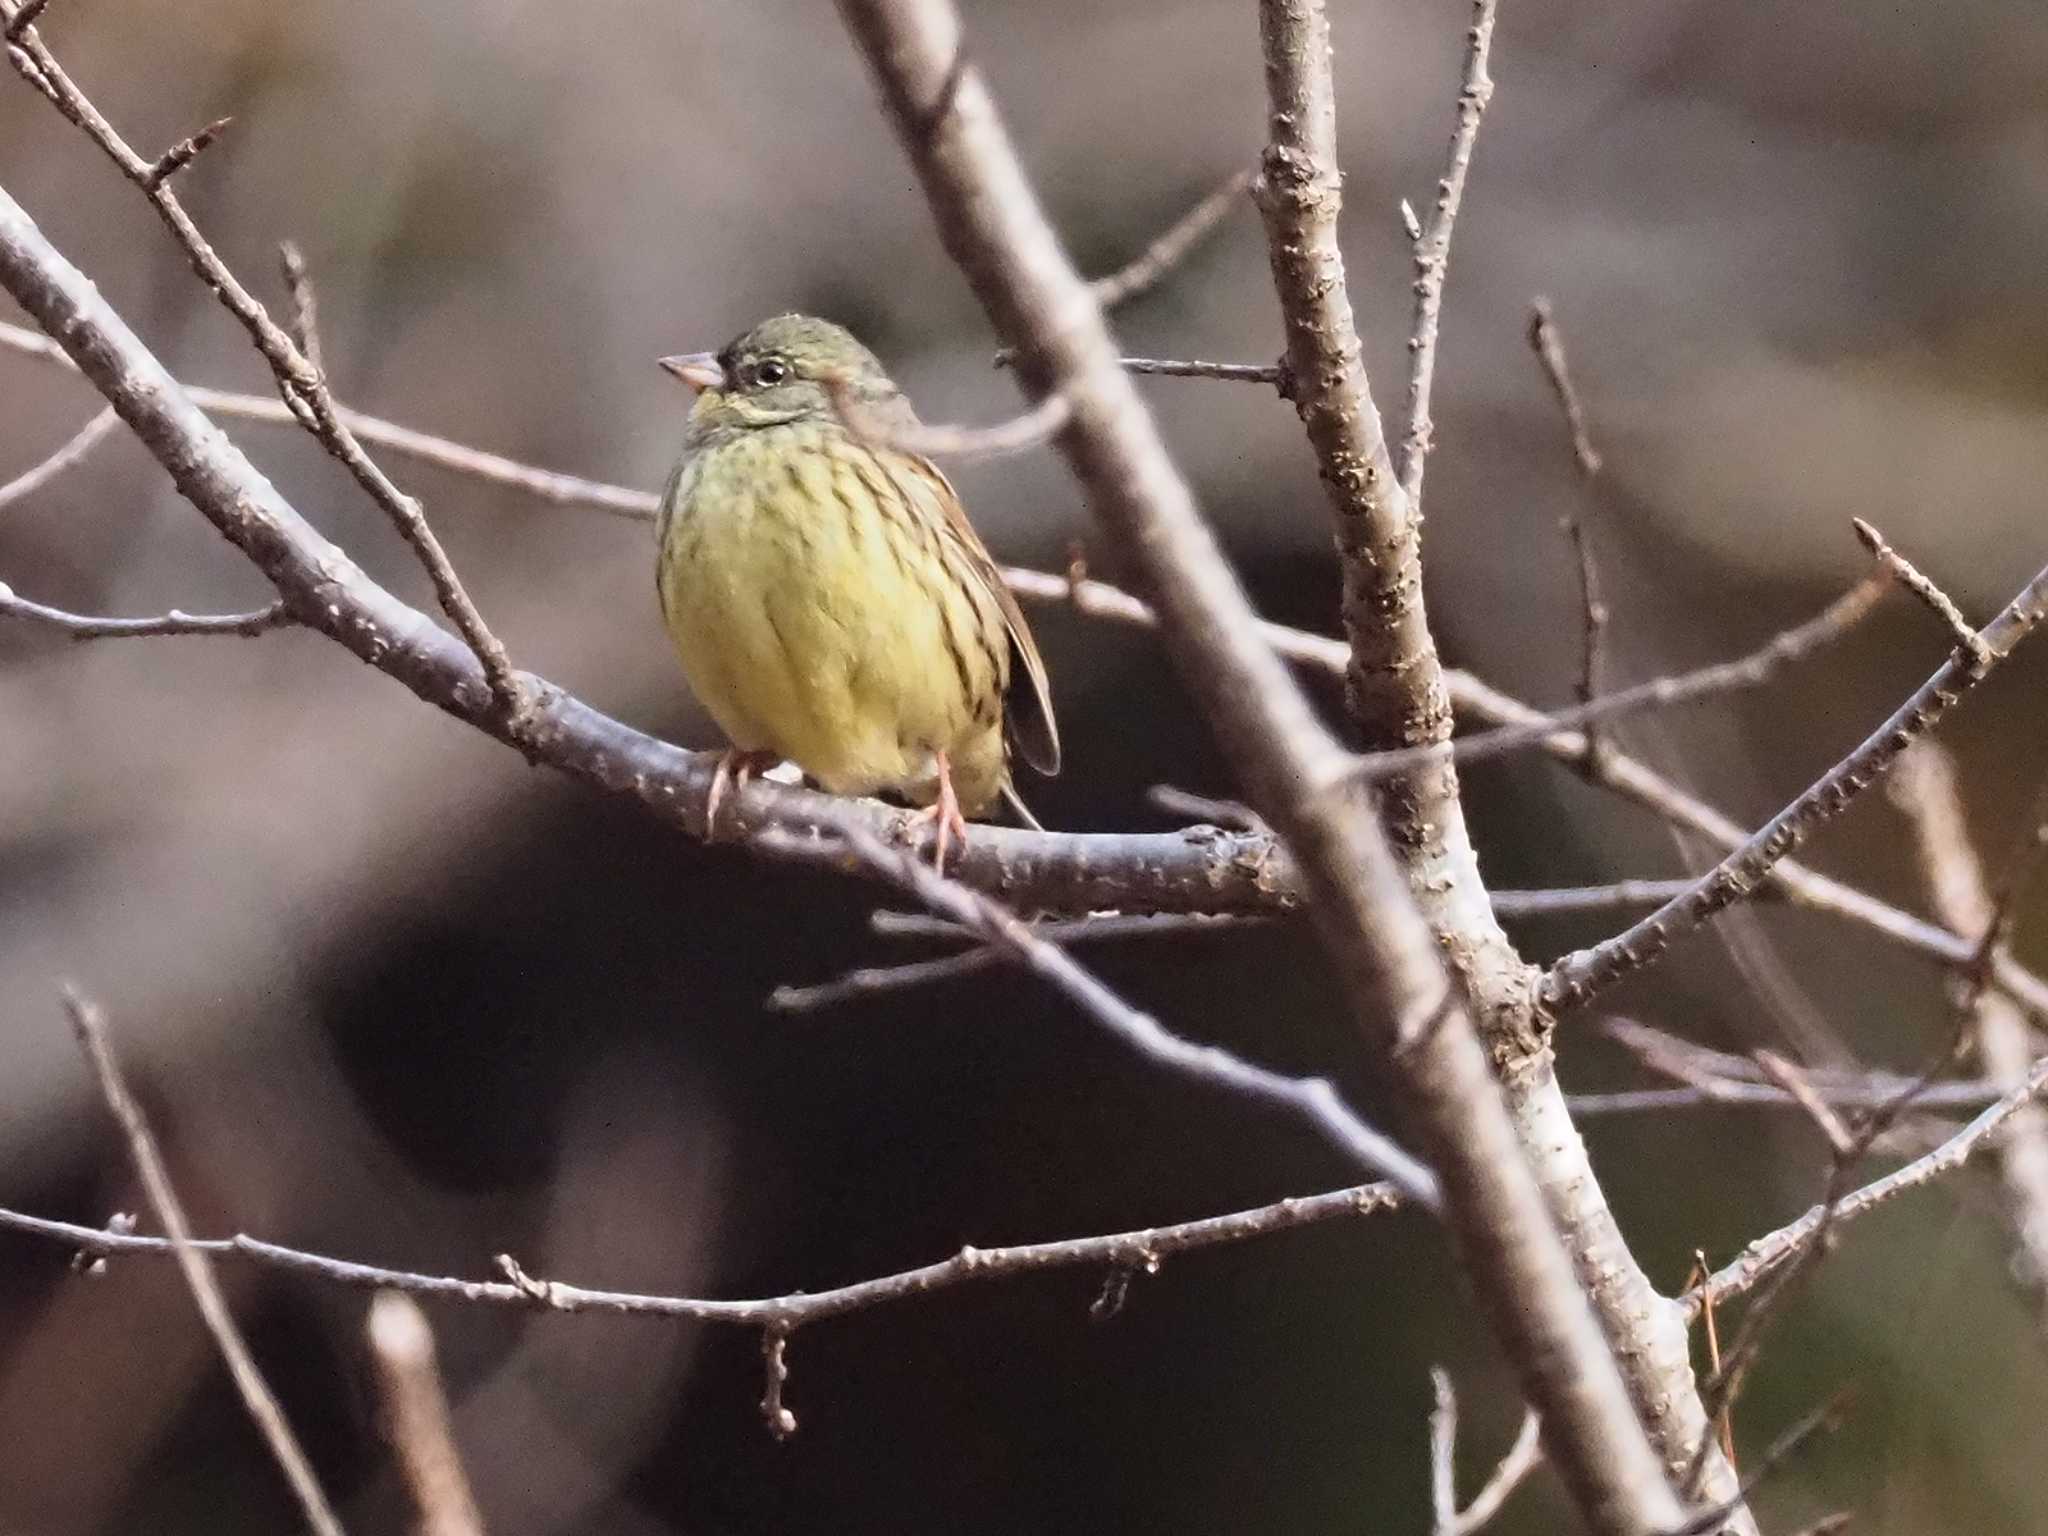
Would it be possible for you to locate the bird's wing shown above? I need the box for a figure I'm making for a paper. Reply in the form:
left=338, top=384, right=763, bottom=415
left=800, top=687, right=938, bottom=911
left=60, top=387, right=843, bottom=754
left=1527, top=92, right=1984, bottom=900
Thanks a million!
left=899, top=453, right=1061, bottom=778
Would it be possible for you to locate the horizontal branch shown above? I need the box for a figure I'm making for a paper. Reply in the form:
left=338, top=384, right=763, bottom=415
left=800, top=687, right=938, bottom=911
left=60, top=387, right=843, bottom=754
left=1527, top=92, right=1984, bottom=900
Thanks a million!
left=0, top=582, right=290, bottom=639
left=0, top=1182, right=1400, bottom=1328
left=12, top=306, right=2045, bottom=1020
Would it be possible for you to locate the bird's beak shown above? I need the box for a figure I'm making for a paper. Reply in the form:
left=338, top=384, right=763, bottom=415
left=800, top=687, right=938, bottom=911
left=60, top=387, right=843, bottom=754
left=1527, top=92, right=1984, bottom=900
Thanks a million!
left=658, top=352, right=725, bottom=394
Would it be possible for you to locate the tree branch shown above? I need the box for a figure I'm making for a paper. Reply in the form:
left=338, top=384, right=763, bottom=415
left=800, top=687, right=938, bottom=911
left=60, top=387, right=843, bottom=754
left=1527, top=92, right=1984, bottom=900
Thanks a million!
left=0, top=582, right=291, bottom=639
left=366, top=1294, right=485, bottom=1536
left=1401, top=0, right=1498, bottom=510
left=1, top=1182, right=1401, bottom=1327
left=1545, top=537, right=2048, bottom=1010
left=62, top=988, right=347, bottom=1536
left=3, top=12, right=522, bottom=712
left=833, top=1, right=1686, bottom=1528
left=0, top=403, right=116, bottom=509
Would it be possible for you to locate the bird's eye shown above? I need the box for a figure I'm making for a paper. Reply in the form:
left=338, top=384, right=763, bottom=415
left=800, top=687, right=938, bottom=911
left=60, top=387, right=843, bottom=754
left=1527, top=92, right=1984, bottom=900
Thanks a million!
left=751, top=358, right=789, bottom=387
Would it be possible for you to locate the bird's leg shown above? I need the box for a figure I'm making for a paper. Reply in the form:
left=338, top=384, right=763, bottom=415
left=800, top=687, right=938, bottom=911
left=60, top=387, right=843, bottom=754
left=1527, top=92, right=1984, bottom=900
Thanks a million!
left=704, top=748, right=781, bottom=838
left=905, top=750, right=972, bottom=874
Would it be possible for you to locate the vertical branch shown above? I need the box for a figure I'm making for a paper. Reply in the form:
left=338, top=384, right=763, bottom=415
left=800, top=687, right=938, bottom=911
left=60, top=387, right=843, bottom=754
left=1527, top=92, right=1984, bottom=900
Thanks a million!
left=63, top=987, right=348, bottom=1536
left=832, top=4, right=1689, bottom=1532
left=1888, top=746, right=2048, bottom=1329
left=1251, top=4, right=1749, bottom=1522
left=1400, top=0, right=1498, bottom=510
left=368, top=1293, right=486, bottom=1536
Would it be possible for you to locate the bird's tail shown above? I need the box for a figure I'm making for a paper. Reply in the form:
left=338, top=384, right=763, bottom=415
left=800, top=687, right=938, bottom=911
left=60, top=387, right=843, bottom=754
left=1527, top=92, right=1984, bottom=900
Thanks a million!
left=1000, top=779, right=1046, bottom=832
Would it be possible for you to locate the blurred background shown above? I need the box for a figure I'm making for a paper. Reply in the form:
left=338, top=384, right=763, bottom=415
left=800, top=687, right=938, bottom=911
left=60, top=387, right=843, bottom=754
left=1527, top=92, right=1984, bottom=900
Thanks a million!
left=4, top=0, right=2048, bottom=1530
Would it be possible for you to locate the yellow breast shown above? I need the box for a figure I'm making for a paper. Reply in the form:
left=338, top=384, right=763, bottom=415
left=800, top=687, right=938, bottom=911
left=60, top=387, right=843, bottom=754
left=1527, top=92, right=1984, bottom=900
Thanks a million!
left=656, top=423, right=1010, bottom=812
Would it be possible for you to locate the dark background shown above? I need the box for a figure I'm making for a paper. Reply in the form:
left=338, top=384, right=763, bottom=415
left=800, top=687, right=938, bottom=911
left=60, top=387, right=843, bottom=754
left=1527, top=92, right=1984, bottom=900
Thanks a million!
left=4, top=1, right=2048, bottom=1531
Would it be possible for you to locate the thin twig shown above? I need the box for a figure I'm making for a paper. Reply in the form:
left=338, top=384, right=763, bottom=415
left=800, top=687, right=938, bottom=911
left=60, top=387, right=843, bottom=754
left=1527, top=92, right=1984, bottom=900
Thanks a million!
left=0, top=404, right=117, bottom=509
left=1454, top=1409, right=1544, bottom=1536
left=0, top=1181, right=1400, bottom=1325
left=832, top=374, right=1072, bottom=460
left=0, top=581, right=291, bottom=639
left=776, top=909, right=1268, bottom=1012
left=1669, top=1388, right=1856, bottom=1536
left=277, top=240, right=324, bottom=378
left=1688, top=1042, right=2048, bottom=1315
left=1429, top=1370, right=1544, bottom=1536
left=61, top=987, right=347, bottom=1536
left=1526, top=299, right=1608, bottom=744
left=1, top=19, right=523, bottom=712
left=141, top=114, right=231, bottom=190
left=367, top=1293, right=485, bottom=1536
left=1351, top=576, right=1889, bottom=788
left=1545, top=529, right=2048, bottom=1009
left=1887, top=744, right=2048, bottom=1326
left=1400, top=0, right=1498, bottom=509
left=1527, top=298, right=1603, bottom=477
left=760, top=822, right=1441, bottom=1207
left=1088, top=168, right=1255, bottom=311
left=1850, top=517, right=1990, bottom=670
left=1751, top=1051, right=1857, bottom=1156
left=0, top=320, right=659, bottom=518
left=1117, top=355, right=1288, bottom=386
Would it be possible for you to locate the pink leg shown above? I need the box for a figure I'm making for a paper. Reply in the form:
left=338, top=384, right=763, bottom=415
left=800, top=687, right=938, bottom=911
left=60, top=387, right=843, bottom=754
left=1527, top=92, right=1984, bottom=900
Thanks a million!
left=704, top=749, right=781, bottom=838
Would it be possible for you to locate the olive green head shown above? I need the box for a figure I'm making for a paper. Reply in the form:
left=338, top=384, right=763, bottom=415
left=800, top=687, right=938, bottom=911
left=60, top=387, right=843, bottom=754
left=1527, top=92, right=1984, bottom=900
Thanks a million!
left=660, top=314, right=905, bottom=439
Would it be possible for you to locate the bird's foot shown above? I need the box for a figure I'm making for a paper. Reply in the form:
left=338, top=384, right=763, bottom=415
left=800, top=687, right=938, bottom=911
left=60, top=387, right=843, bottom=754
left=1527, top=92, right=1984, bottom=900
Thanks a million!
left=904, top=751, right=972, bottom=875
left=704, top=749, right=782, bottom=838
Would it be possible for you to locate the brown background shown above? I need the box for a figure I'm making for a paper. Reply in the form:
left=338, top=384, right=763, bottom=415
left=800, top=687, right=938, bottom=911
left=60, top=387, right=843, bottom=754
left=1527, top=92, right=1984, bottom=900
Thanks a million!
left=4, top=1, right=2048, bottom=1530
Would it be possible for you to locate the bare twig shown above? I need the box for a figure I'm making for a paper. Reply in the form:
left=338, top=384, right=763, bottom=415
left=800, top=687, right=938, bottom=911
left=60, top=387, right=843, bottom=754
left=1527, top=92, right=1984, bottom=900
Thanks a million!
left=1544, top=532, right=2048, bottom=1009
left=1116, top=355, right=1289, bottom=386
left=1689, top=1044, right=2048, bottom=1314
left=1851, top=517, right=1990, bottom=669
left=0, top=1181, right=1401, bottom=1325
left=1669, top=1388, right=1856, bottom=1536
left=1526, top=299, right=1608, bottom=741
left=1888, top=745, right=2048, bottom=1326
left=1400, top=0, right=1498, bottom=509
left=0, top=320, right=660, bottom=518
left=0, top=581, right=290, bottom=639
left=1527, top=298, right=1603, bottom=478
left=1088, top=168, right=1255, bottom=311
left=0, top=404, right=117, bottom=509
left=0, top=179, right=1347, bottom=919
left=141, top=114, right=231, bottom=190
left=277, top=240, right=324, bottom=378
left=367, top=1293, right=485, bottom=1536
left=765, top=822, right=1440, bottom=1204
left=1751, top=1051, right=1857, bottom=1156
left=1429, top=1370, right=1544, bottom=1536
left=1352, top=576, right=1889, bottom=788
left=1445, top=666, right=2048, bottom=1023
left=777, top=909, right=1268, bottom=1012
left=1, top=18, right=522, bottom=712
left=62, top=987, right=347, bottom=1536
left=831, top=373, right=1072, bottom=459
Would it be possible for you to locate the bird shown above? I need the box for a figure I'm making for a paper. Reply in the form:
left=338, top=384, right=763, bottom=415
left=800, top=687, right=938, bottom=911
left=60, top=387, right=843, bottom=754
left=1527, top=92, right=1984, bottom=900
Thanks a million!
left=654, top=313, right=1059, bottom=867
